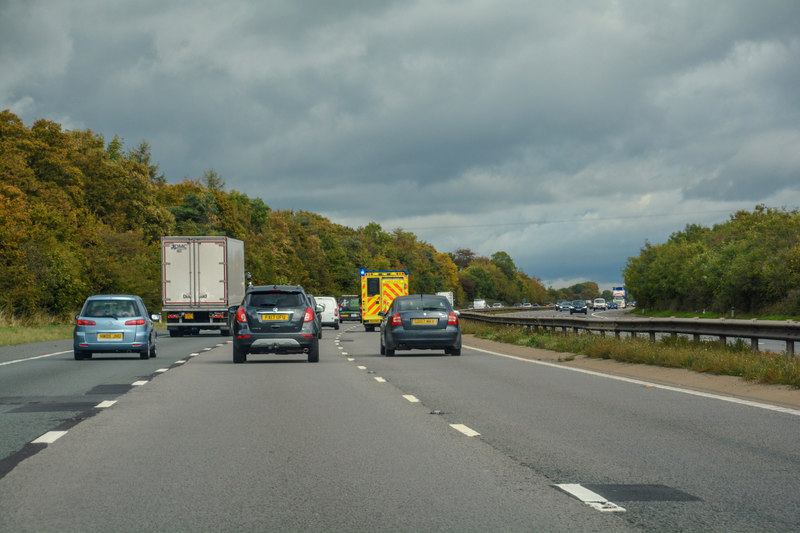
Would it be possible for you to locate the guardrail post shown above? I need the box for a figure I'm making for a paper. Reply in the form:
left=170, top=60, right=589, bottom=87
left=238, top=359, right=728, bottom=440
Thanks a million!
left=750, top=337, right=758, bottom=352
left=787, top=341, right=795, bottom=358
left=649, top=331, right=656, bottom=343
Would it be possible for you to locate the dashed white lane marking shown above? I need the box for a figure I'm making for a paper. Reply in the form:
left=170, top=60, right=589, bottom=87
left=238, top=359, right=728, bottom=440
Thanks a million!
left=450, top=424, right=480, bottom=437
left=174, top=360, right=186, bottom=365
left=341, top=352, right=349, bottom=356
left=403, top=395, right=420, bottom=403
left=131, top=380, right=148, bottom=386
left=95, top=400, right=117, bottom=409
left=0, top=351, right=72, bottom=366
left=190, top=353, right=200, bottom=356
left=155, top=368, right=169, bottom=373
left=32, top=431, right=68, bottom=444
left=357, top=365, right=367, bottom=370
left=374, top=377, right=386, bottom=383
left=347, top=358, right=355, bottom=362
left=554, top=484, right=626, bottom=513
left=465, top=345, right=800, bottom=417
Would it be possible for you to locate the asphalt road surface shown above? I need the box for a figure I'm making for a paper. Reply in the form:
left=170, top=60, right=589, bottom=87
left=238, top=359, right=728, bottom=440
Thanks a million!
left=1, top=325, right=798, bottom=532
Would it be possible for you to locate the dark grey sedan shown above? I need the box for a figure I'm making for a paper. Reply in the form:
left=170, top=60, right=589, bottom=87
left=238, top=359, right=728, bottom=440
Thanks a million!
left=380, top=294, right=461, bottom=356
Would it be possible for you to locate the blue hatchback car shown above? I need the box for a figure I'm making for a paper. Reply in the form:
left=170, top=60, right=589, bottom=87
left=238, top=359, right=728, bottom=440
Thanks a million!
left=73, top=295, right=158, bottom=360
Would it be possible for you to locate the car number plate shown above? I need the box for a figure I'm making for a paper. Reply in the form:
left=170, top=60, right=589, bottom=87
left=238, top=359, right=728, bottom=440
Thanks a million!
left=412, top=318, right=438, bottom=325
left=98, top=333, right=123, bottom=340
left=260, top=313, right=289, bottom=321
left=184, top=313, right=194, bottom=319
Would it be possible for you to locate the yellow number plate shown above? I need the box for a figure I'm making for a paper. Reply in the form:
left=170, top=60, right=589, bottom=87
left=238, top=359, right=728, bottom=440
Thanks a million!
left=184, top=313, right=194, bottom=319
left=260, top=314, right=289, bottom=321
left=98, top=333, right=123, bottom=340
left=412, top=318, right=437, bottom=325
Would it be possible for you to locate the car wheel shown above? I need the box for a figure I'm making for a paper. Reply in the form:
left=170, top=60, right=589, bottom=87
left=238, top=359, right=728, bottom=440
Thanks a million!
left=308, top=342, right=320, bottom=363
left=380, top=338, right=385, bottom=355
left=139, top=349, right=150, bottom=360
left=385, top=346, right=395, bottom=357
left=74, top=350, right=88, bottom=360
left=334, top=321, right=339, bottom=330
left=221, top=329, right=231, bottom=336
left=169, top=329, right=179, bottom=337
left=233, top=344, right=247, bottom=364
left=450, top=347, right=461, bottom=356
left=149, top=341, right=157, bottom=358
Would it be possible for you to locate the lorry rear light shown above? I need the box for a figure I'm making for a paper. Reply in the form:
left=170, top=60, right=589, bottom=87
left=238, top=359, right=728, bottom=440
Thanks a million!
left=236, top=307, right=247, bottom=323
left=76, top=319, right=96, bottom=326
left=303, top=307, right=314, bottom=322
left=125, top=319, right=146, bottom=326
left=391, top=313, right=402, bottom=326
left=447, top=312, right=458, bottom=325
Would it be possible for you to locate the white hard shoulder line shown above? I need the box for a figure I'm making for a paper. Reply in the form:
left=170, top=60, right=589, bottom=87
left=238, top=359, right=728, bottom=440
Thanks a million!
left=465, top=344, right=800, bottom=417
left=0, top=350, right=72, bottom=366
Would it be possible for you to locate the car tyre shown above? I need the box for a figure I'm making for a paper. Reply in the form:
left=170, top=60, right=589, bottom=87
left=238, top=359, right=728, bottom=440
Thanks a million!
left=308, top=342, right=319, bottom=363
left=233, top=344, right=247, bottom=364
left=385, top=346, right=395, bottom=357
left=449, top=347, right=461, bottom=356
left=334, top=321, right=339, bottom=330
left=139, top=348, right=150, bottom=360
left=149, top=341, right=157, bottom=358
left=74, top=349, right=88, bottom=360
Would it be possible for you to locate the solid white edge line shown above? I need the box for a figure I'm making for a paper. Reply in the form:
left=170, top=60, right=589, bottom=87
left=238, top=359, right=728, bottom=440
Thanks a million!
left=0, top=351, right=72, bottom=366
left=450, top=424, right=480, bottom=437
left=32, top=431, right=68, bottom=444
left=95, top=400, right=117, bottom=408
left=465, top=345, right=800, bottom=417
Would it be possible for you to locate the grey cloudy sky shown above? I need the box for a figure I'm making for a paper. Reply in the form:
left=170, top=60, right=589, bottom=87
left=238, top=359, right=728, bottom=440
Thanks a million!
left=3, top=0, right=799, bottom=290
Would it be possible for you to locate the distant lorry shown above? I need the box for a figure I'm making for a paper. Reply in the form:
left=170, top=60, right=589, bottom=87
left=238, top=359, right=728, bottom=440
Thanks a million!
left=612, top=286, right=627, bottom=309
left=360, top=269, right=409, bottom=331
left=161, top=236, right=246, bottom=336
left=436, top=291, right=455, bottom=307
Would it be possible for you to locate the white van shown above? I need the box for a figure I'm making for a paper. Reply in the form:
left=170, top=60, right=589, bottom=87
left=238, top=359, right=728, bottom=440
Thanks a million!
left=473, top=299, right=487, bottom=309
left=593, top=298, right=607, bottom=310
left=315, top=296, right=340, bottom=329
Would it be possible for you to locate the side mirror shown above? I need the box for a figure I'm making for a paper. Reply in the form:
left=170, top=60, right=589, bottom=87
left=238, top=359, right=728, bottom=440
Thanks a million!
left=316, top=304, right=324, bottom=313
left=151, top=313, right=162, bottom=322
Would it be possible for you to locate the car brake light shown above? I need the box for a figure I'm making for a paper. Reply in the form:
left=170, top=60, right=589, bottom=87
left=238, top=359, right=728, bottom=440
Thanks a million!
left=448, top=312, right=458, bottom=325
left=303, top=307, right=314, bottom=322
left=236, top=307, right=247, bottom=323
left=125, top=318, right=146, bottom=326
left=391, top=313, right=402, bottom=326
left=76, top=319, right=95, bottom=326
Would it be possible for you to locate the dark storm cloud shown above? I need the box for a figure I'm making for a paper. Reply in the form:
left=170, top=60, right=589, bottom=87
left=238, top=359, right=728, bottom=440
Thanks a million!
left=2, top=0, right=799, bottom=287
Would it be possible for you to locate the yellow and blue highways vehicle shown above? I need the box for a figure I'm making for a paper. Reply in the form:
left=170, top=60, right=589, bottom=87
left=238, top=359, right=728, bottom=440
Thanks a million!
left=360, top=269, right=409, bottom=332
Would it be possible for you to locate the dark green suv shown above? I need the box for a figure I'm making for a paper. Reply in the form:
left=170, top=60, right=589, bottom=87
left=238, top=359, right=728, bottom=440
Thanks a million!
left=231, top=285, right=322, bottom=363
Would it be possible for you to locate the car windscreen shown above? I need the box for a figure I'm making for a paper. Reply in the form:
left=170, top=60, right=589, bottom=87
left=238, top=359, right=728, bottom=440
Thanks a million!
left=84, top=300, right=139, bottom=318
left=248, top=292, right=305, bottom=308
left=394, top=296, right=449, bottom=312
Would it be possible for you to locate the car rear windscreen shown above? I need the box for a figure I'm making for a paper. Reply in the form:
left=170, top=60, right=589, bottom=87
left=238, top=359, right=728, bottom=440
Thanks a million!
left=249, top=292, right=305, bottom=308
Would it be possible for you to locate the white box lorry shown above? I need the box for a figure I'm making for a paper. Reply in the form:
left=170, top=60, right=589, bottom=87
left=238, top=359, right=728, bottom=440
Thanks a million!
left=161, top=236, right=245, bottom=336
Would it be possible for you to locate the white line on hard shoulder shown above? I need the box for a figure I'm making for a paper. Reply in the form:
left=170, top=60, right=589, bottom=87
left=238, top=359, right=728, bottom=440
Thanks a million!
left=464, top=344, right=800, bottom=417
left=0, top=351, right=72, bottom=366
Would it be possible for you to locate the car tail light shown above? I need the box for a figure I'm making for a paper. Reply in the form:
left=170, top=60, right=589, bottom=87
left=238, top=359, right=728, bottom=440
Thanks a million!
left=236, top=307, right=247, bottom=323
left=125, top=318, right=146, bottom=326
left=303, top=307, right=314, bottom=322
left=391, top=313, right=402, bottom=326
left=448, top=312, right=459, bottom=325
left=76, top=319, right=95, bottom=326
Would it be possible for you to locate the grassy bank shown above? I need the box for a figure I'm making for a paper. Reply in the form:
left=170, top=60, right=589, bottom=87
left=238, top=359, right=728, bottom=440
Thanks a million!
left=462, top=320, right=800, bottom=388
left=0, top=312, right=73, bottom=347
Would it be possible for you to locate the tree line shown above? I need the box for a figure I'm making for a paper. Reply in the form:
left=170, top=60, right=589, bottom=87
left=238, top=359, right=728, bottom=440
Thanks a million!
left=0, top=111, right=550, bottom=318
left=623, top=205, right=800, bottom=315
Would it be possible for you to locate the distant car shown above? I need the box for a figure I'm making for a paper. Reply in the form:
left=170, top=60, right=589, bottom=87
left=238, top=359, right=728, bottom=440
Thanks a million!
left=380, top=294, right=462, bottom=356
left=608, top=301, right=618, bottom=310
left=593, top=298, right=607, bottom=310
left=556, top=300, right=572, bottom=312
left=73, top=294, right=158, bottom=360
left=315, top=296, right=340, bottom=330
left=570, top=299, right=588, bottom=314
left=338, top=296, right=361, bottom=322
left=522, top=302, right=533, bottom=308
left=492, top=302, right=503, bottom=308
left=231, top=285, right=322, bottom=363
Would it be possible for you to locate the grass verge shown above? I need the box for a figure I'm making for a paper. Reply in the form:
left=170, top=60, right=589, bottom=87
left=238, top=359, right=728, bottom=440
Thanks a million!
left=0, top=311, right=73, bottom=347
left=462, top=320, right=800, bottom=388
